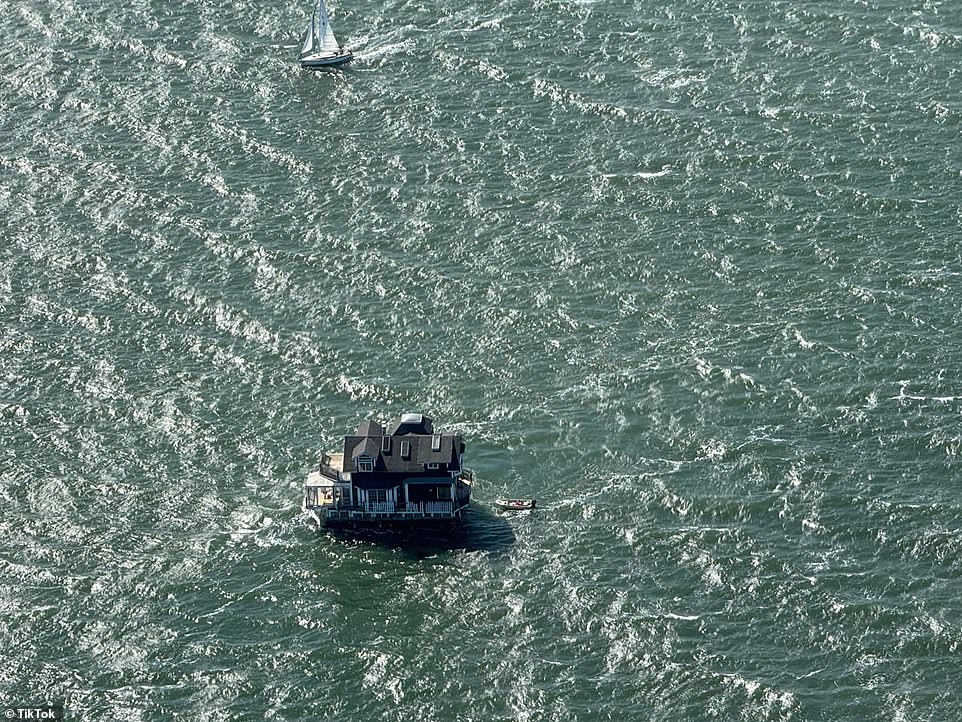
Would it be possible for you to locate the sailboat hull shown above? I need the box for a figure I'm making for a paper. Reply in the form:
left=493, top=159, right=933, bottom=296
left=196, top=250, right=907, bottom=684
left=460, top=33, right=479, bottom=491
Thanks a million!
left=300, top=50, right=353, bottom=68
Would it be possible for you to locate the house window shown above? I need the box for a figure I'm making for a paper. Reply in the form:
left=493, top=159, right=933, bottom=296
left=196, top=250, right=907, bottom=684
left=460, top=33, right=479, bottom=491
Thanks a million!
left=437, top=485, right=452, bottom=500
left=400, top=440, right=410, bottom=458
left=381, top=436, right=391, bottom=453
left=431, top=434, right=442, bottom=451
left=427, top=463, right=439, bottom=470
left=369, top=489, right=387, bottom=504
left=356, top=456, right=374, bottom=472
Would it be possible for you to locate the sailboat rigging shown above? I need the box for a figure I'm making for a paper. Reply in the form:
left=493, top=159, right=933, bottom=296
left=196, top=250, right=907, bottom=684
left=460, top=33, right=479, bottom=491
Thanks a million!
left=299, top=0, right=353, bottom=68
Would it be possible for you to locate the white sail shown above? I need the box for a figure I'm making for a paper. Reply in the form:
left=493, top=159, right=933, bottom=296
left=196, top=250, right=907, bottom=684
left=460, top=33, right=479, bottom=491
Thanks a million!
left=313, top=0, right=341, bottom=55
left=299, top=23, right=314, bottom=55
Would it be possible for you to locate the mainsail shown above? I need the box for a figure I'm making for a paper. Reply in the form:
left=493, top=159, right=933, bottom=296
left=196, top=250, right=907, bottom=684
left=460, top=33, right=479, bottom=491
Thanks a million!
left=302, top=0, right=340, bottom=56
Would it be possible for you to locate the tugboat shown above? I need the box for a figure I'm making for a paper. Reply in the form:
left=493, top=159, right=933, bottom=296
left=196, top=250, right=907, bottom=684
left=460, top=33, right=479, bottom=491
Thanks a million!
left=303, top=413, right=473, bottom=527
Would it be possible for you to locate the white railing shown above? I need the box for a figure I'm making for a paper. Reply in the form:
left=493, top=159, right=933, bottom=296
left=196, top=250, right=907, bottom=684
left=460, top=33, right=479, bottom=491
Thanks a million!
left=366, top=502, right=396, bottom=514
left=407, top=501, right=454, bottom=515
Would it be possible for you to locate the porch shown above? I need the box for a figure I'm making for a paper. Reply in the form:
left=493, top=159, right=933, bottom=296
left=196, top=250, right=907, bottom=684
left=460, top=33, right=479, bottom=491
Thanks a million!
left=322, top=500, right=466, bottom=522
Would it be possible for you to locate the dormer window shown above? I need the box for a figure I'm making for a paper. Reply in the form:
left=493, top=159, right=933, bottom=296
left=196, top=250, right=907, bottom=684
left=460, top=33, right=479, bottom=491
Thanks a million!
left=381, top=436, right=391, bottom=453
left=356, top=456, right=374, bottom=472
left=400, top=440, right=410, bottom=459
left=431, top=434, right=442, bottom=451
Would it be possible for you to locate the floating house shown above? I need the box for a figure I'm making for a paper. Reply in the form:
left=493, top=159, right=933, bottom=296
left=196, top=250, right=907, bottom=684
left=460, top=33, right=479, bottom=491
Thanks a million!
left=303, top=413, right=473, bottom=526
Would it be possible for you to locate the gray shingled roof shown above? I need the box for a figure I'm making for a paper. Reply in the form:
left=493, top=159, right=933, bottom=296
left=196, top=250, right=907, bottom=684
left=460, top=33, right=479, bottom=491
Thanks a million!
left=342, top=415, right=464, bottom=480
left=351, top=436, right=380, bottom=460
left=357, top=419, right=384, bottom=437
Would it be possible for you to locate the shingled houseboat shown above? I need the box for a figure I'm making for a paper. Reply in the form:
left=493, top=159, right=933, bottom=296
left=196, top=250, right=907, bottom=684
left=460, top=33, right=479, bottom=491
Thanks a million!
left=303, top=413, right=473, bottom=527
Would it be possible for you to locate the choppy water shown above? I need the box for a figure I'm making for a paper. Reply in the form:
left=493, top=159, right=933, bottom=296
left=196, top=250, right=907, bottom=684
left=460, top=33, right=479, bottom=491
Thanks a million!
left=3, top=0, right=962, bottom=719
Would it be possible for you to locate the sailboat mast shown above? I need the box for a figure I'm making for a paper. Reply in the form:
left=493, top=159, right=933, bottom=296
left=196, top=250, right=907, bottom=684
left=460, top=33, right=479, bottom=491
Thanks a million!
left=299, top=0, right=351, bottom=65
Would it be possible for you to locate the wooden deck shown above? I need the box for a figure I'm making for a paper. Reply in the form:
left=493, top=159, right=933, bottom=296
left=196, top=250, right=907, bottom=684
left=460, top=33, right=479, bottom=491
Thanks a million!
left=326, top=453, right=345, bottom=473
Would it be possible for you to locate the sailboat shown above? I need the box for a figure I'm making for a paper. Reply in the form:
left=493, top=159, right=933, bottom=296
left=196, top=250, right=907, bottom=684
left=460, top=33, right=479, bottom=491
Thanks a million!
left=299, top=0, right=353, bottom=68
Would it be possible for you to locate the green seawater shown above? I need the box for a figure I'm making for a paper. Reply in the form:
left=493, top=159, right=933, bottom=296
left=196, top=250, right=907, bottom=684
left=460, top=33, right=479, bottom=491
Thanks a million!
left=2, top=1, right=961, bottom=720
